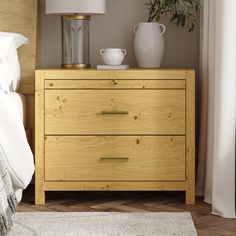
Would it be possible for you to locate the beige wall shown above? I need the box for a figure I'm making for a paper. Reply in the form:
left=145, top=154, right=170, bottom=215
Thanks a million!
left=40, top=0, right=199, bottom=69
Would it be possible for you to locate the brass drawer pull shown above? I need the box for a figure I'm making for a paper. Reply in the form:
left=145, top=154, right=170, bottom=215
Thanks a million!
left=101, top=111, right=129, bottom=115
left=100, top=157, right=129, bottom=161
left=112, top=79, right=118, bottom=85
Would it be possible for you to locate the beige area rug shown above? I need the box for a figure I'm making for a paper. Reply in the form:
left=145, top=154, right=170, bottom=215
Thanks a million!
left=9, top=212, right=197, bottom=236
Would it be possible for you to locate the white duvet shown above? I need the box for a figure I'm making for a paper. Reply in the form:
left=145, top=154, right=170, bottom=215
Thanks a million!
left=0, top=91, right=34, bottom=200
left=0, top=32, right=34, bottom=202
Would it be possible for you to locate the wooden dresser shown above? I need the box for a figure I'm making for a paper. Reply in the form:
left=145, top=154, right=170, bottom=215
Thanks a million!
left=35, top=69, right=195, bottom=205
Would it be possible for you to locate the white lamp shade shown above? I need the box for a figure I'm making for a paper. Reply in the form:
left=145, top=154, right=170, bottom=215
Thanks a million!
left=46, top=0, right=106, bottom=15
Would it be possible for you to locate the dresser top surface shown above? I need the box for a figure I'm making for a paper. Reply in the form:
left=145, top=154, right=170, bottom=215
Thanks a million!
left=36, top=68, right=195, bottom=80
left=37, top=68, right=194, bottom=71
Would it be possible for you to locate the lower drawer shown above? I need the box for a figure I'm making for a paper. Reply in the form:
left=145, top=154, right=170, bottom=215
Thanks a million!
left=45, top=136, right=186, bottom=181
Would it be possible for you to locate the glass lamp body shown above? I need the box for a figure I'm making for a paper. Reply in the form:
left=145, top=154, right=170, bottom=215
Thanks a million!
left=62, top=15, right=90, bottom=68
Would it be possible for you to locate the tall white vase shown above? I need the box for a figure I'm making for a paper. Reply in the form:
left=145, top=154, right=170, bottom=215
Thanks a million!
left=134, top=22, right=166, bottom=68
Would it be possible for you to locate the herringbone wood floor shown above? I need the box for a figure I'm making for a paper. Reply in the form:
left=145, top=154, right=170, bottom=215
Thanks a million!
left=18, top=185, right=236, bottom=236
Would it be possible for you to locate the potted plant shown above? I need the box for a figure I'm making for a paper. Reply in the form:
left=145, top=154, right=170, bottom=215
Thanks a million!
left=134, top=0, right=201, bottom=68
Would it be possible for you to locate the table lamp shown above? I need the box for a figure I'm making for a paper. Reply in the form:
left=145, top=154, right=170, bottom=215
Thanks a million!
left=46, top=0, right=106, bottom=69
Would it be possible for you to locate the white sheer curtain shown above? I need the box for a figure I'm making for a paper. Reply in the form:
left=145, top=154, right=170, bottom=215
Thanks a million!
left=197, top=0, right=236, bottom=218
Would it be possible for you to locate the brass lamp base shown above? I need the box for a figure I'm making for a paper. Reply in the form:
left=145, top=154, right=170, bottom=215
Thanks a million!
left=62, top=64, right=91, bottom=69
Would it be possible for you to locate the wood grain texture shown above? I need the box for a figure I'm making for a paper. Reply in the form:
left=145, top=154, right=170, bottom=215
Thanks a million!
left=35, top=69, right=195, bottom=205
left=43, top=69, right=187, bottom=80
left=45, top=90, right=186, bottom=135
left=45, top=136, right=186, bottom=181
left=35, top=70, right=45, bottom=205
left=0, top=0, right=38, bottom=94
left=185, top=71, right=195, bottom=204
left=45, top=79, right=186, bottom=90
left=43, top=182, right=186, bottom=191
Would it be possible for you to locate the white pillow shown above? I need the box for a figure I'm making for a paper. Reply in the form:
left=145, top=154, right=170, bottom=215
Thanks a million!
left=0, top=32, right=28, bottom=92
left=0, top=32, right=28, bottom=49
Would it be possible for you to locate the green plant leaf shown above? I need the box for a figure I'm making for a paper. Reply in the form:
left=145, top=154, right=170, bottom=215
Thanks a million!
left=145, top=0, right=201, bottom=32
left=181, top=14, right=186, bottom=27
left=177, top=14, right=182, bottom=26
left=170, top=13, right=178, bottom=22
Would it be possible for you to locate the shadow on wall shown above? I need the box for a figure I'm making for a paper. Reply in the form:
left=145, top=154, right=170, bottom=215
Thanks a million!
left=40, top=0, right=199, bottom=69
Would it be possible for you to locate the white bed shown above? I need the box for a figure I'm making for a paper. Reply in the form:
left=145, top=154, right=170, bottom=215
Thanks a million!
left=0, top=32, right=35, bottom=203
left=9, top=92, right=26, bottom=127
left=0, top=3, right=37, bottom=229
left=0, top=90, right=34, bottom=202
left=9, top=92, right=27, bottom=201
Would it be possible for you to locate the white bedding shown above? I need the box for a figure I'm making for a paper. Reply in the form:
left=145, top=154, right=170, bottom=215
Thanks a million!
left=9, top=92, right=26, bottom=126
left=0, top=32, right=28, bottom=92
left=0, top=32, right=34, bottom=203
left=0, top=91, right=34, bottom=199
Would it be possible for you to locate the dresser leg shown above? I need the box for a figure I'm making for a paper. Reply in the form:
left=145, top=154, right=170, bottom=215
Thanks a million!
left=185, top=190, right=195, bottom=205
left=35, top=189, right=45, bottom=205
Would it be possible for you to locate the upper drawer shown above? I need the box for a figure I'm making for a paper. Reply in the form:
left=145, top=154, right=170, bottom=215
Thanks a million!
left=45, top=79, right=186, bottom=90
left=45, top=90, right=185, bottom=135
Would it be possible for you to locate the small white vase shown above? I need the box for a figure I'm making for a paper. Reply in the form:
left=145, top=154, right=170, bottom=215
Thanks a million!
left=134, top=22, right=166, bottom=68
left=100, top=48, right=126, bottom=66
